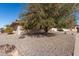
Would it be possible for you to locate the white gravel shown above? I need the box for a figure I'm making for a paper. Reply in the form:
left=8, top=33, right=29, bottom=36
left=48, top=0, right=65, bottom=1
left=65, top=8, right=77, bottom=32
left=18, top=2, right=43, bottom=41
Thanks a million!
left=0, top=32, right=75, bottom=56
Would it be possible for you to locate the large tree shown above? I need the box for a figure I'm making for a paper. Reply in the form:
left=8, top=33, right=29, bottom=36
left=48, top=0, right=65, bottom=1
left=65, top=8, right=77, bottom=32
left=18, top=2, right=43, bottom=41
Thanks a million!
left=58, top=15, right=76, bottom=29
left=21, top=3, right=79, bottom=33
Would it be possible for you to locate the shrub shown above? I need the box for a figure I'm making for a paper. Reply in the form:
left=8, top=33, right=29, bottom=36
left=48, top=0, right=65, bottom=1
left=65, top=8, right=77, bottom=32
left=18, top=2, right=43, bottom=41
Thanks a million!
left=4, top=27, right=13, bottom=34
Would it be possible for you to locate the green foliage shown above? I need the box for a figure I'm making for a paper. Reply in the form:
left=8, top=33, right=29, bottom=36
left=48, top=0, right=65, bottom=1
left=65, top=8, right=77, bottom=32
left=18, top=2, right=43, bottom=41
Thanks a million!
left=5, top=25, right=10, bottom=27
left=16, top=19, right=26, bottom=26
left=4, top=27, right=13, bottom=34
left=20, top=3, right=79, bottom=33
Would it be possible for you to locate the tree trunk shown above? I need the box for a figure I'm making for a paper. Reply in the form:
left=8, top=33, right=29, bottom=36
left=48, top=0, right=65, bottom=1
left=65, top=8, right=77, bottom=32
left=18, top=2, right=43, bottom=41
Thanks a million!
left=44, top=27, right=48, bottom=33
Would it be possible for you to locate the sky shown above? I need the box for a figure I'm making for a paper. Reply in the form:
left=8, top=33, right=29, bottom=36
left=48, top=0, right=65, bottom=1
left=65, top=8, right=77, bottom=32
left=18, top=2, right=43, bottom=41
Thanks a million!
left=75, top=11, right=79, bottom=25
left=0, top=3, right=28, bottom=28
left=0, top=3, right=79, bottom=28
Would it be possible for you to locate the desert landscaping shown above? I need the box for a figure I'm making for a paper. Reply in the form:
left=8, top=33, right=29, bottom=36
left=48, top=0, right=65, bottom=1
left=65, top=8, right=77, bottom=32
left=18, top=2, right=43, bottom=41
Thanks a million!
left=0, top=31, right=76, bottom=56
left=0, top=3, right=79, bottom=56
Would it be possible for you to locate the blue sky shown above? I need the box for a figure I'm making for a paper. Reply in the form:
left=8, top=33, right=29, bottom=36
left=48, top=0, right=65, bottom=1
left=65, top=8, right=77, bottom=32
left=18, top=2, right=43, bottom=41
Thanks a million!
left=75, top=12, right=79, bottom=25
left=0, top=3, right=79, bottom=28
left=0, top=3, right=28, bottom=28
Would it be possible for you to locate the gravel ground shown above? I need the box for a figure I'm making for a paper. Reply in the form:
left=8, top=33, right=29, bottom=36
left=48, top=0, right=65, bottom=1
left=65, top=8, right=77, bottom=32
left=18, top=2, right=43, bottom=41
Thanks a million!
left=0, top=32, right=75, bottom=56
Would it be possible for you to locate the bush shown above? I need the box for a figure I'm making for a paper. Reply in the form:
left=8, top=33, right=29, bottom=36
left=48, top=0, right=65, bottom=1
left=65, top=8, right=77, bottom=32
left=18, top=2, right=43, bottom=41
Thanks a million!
left=4, top=27, right=13, bottom=34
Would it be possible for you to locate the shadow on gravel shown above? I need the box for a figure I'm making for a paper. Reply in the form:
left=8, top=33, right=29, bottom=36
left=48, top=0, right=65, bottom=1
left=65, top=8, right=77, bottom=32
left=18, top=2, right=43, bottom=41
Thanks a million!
left=25, top=32, right=56, bottom=38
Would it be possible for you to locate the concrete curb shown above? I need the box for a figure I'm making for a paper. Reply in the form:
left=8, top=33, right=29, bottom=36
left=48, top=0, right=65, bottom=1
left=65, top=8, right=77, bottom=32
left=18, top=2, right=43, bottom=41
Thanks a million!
left=74, top=33, right=79, bottom=56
